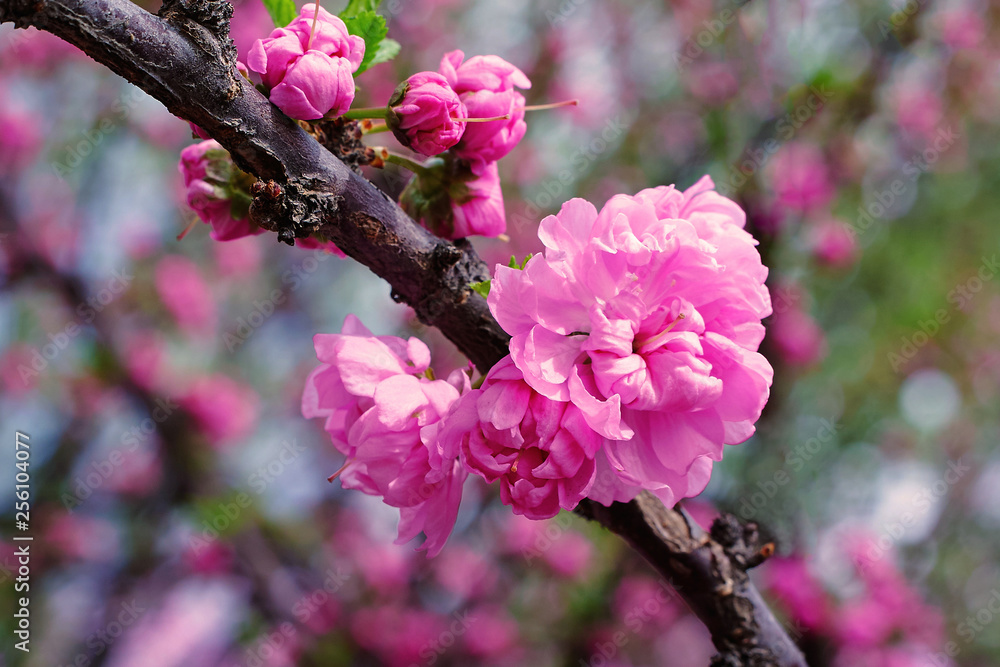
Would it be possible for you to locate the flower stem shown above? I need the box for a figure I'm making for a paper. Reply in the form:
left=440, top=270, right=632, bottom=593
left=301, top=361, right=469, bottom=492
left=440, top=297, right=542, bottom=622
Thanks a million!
left=360, top=119, right=391, bottom=134
left=523, top=99, right=579, bottom=112
left=341, top=106, right=389, bottom=121
left=376, top=148, right=430, bottom=175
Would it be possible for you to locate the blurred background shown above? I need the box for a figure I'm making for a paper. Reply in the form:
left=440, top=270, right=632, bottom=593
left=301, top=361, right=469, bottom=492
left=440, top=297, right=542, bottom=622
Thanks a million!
left=2, top=0, right=999, bottom=665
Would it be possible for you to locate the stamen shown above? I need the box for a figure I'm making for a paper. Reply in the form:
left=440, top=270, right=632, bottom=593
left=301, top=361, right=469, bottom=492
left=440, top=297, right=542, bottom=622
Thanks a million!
left=523, top=99, right=579, bottom=112
left=176, top=217, right=199, bottom=241
left=327, top=459, right=351, bottom=482
left=307, top=5, right=320, bottom=50
left=634, top=313, right=685, bottom=353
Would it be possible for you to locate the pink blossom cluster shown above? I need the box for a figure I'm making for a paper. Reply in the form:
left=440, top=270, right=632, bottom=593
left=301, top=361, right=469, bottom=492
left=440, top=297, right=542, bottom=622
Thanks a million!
left=392, top=51, right=531, bottom=240
left=248, top=4, right=364, bottom=120
left=304, top=177, right=773, bottom=553
left=178, top=139, right=344, bottom=254
left=389, top=50, right=531, bottom=163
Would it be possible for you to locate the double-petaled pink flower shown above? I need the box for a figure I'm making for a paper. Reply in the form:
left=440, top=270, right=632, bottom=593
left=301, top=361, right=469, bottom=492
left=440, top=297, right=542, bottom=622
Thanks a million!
left=301, top=315, right=468, bottom=555
left=387, top=71, right=468, bottom=156
left=439, top=356, right=602, bottom=519
left=439, top=50, right=531, bottom=165
left=248, top=4, right=364, bottom=120
left=488, top=176, right=773, bottom=506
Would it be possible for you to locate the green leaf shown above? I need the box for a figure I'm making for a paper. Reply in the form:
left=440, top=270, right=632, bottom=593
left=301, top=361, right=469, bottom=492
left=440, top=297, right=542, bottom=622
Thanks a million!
left=339, top=0, right=382, bottom=16
left=370, top=38, right=400, bottom=67
left=261, top=0, right=297, bottom=28
left=470, top=280, right=491, bottom=299
left=342, top=10, right=389, bottom=75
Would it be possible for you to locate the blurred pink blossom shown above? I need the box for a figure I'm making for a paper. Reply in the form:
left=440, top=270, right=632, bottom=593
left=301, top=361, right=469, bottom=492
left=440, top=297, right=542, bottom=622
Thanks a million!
left=810, top=218, right=858, bottom=268
left=768, top=142, right=835, bottom=213
left=768, top=307, right=827, bottom=367
left=154, top=255, right=217, bottom=335
left=181, top=374, right=259, bottom=447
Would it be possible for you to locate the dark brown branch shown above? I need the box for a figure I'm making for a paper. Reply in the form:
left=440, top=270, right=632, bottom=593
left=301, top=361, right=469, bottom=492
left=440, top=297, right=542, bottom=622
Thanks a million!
left=1, top=1, right=806, bottom=663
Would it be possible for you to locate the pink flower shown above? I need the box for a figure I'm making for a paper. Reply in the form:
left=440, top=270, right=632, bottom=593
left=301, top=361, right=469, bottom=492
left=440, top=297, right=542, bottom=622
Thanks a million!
left=302, top=315, right=469, bottom=555
left=488, top=176, right=773, bottom=506
left=439, top=50, right=531, bottom=164
left=400, top=158, right=507, bottom=240
left=269, top=51, right=356, bottom=120
left=154, top=255, right=217, bottom=335
left=441, top=356, right=601, bottom=519
left=248, top=4, right=363, bottom=120
left=768, top=143, right=834, bottom=213
left=302, top=314, right=433, bottom=455
left=810, top=218, right=858, bottom=268
left=178, top=140, right=262, bottom=241
left=181, top=374, right=259, bottom=447
left=451, top=161, right=505, bottom=238
left=388, top=71, right=468, bottom=156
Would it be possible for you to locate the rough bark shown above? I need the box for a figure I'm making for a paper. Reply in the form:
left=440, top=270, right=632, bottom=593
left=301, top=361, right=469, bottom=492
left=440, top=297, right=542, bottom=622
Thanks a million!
left=1, top=1, right=807, bottom=663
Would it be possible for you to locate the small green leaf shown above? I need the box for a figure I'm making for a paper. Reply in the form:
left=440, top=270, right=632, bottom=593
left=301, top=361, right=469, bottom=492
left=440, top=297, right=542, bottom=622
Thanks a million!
left=342, top=10, right=389, bottom=75
left=261, top=0, right=297, bottom=28
left=470, top=280, right=491, bottom=299
left=370, top=37, right=400, bottom=67
left=339, top=0, right=382, bottom=16
left=507, top=253, right=533, bottom=270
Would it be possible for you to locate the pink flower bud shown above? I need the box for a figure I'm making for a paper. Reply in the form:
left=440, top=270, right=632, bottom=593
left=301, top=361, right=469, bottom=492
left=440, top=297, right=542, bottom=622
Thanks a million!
left=451, top=161, right=505, bottom=238
left=387, top=72, right=468, bottom=156
left=267, top=49, right=356, bottom=121
left=439, top=50, right=531, bottom=164
left=178, top=140, right=262, bottom=241
left=287, top=4, right=365, bottom=70
left=247, top=4, right=363, bottom=120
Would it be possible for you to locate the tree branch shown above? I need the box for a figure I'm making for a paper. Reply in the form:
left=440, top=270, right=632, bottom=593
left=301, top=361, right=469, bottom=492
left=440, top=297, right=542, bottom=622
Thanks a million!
left=1, top=1, right=806, bottom=663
